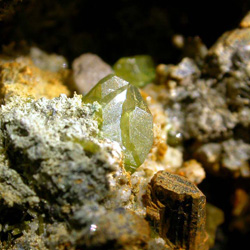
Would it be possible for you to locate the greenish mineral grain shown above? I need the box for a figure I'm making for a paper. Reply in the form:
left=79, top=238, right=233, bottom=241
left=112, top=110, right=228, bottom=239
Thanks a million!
left=206, top=203, right=224, bottom=248
left=113, top=55, right=156, bottom=88
left=83, top=74, right=154, bottom=172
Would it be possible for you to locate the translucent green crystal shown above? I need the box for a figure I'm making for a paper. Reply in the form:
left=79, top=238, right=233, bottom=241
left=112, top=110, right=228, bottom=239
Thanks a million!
left=113, top=55, right=156, bottom=88
left=73, top=138, right=101, bottom=154
left=83, top=74, right=154, bottom=172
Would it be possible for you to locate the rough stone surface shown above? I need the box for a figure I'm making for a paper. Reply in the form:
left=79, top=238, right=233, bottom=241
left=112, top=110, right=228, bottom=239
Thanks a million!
left=176, top=159, right=206, bottom=185
left=0, top=94, right=148, bottom=249
left=205, top=27, right=250, bottom=78
left=143, top=171, right=208, bottom=250
left=240, top=11, right=250, bottom=28
left=0, top=95, right=115, bottom=217
left=73, top=53, right=113, bottom=94
left=147, top=14, right=250, bottom=178
left=75, top=207, right=150, bottom=250
left=30, top=47, right=68, bottom=72
left=147, top=238, right=172, bottom=250
left=194, top=139, right=250, bottom=177
left=0, top=50, right=70, bottom=103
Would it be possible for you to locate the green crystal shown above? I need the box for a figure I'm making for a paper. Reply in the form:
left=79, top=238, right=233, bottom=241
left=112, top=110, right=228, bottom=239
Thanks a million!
left=83, top=74, right=154, bottom=172
left=73, top=138, right=101, bottom=154
left=113, top=55, right=156, bottom=88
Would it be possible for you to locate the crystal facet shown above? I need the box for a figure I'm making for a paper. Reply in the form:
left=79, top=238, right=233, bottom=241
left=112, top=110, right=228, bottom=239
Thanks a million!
left=113, top=55, right=156, bottom=88
left=83, top=74, right=154, bottom=171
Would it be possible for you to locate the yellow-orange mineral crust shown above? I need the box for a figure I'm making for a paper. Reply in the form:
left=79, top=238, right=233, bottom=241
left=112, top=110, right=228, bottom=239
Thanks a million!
left=0, top=57, right=70, bottom=102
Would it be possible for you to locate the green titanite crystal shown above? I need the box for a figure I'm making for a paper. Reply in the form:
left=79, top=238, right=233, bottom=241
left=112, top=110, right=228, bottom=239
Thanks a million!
left=113, top=55, right=156, bottom=88
left=83, top=74, right=154, bottom=172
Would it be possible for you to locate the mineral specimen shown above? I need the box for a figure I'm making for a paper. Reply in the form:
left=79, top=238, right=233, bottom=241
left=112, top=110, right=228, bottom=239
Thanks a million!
left=76, top=208, right=151, bottom=250
left=30, top=47, right=68, bottom=72
left=0, top=55, right=156, bottom=250
left=176, top=159, right=206, bottom=185
left=145, top=13, right=250, bottom=178
left=0, top=49, right=70, bottom=102
left=240, top=11, right=250, bottom=28
left=194, top=139, right=250, bottom=177
left=73, top=53, right=114, bottom=94
left=232, top=188, right=249, bottom=217
left=205, top=23, right=250, bottom=78
left=83, top=74, right=154, bottom=171
left=0, top=94, right=114, bottom=209
left=113, top=55, right=156, bottom=88
left=1, top=6, right=250, bottom=249
left=143, top=171, right=208, bottom=250
left=0, top=94, right=145, bottom=249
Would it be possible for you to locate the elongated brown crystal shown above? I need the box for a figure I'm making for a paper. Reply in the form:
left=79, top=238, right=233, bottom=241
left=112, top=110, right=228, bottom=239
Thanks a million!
left=144, top=171, right=208, bottom=250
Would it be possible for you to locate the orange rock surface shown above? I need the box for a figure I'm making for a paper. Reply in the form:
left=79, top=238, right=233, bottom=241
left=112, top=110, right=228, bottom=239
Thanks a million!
left=0, top=57, right=70, bottom=102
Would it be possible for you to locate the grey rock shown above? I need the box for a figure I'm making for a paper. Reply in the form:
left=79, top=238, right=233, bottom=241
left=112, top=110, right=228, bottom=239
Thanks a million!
left=73, top=53, right=113, bottom=94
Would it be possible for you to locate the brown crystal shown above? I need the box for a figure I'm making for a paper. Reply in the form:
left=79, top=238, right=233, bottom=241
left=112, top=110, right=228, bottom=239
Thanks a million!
left=143, top=171, right=208, bottom=250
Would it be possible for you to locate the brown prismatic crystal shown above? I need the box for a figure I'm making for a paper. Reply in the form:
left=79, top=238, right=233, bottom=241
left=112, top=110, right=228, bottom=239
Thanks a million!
left=143, top=171, right=208, bottom=250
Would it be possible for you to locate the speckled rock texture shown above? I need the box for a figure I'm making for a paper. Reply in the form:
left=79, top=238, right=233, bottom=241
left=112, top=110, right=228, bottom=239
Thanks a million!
left=0, top=93, right=153, bottom=249
left=0, top=48, right=70, bottom=102
left=148, top=14, right=250, bottom=178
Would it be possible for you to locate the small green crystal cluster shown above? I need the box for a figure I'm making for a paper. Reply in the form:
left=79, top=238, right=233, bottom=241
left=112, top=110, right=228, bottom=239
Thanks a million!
left=83, top=74, right=154, bottom=172
left=113, top=55, right=156, bottom=88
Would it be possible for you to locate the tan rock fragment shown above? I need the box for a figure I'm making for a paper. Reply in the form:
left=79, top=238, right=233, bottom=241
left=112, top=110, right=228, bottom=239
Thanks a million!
left=177, top=159, right=206, bottom=185
left=73, top=53, right=113, bottom=94
left=240, top=11, right=250, bottom=28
